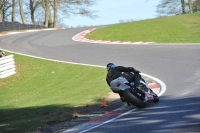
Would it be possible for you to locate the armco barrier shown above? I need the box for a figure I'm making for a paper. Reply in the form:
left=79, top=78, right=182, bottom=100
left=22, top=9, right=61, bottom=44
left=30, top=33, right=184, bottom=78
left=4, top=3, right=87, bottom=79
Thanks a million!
left=0, top=55, right=16, bottom=79
left=0, top=21, right=46, bottom=32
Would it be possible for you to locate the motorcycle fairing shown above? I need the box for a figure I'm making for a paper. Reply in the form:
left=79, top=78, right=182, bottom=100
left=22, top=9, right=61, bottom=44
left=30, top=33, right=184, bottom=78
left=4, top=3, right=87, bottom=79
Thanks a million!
left=110, top=76, right=130, bottom=92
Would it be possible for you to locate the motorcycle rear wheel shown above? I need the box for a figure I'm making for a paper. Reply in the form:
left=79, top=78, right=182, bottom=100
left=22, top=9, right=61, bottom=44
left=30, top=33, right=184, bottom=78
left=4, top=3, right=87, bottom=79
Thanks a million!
left=123, top=89, right=147, bottom=108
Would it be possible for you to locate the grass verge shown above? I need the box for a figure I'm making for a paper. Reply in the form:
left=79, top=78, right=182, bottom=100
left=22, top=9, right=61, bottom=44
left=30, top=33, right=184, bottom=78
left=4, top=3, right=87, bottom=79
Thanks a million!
left=0, top=52, right=109, bottom=133
left=86, top=13, right=200, bottom=43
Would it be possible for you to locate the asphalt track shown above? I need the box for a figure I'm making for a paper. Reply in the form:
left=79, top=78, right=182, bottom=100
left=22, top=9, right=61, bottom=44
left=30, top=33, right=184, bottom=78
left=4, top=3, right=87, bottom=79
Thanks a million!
left=0, top=27, right=200, bottom=133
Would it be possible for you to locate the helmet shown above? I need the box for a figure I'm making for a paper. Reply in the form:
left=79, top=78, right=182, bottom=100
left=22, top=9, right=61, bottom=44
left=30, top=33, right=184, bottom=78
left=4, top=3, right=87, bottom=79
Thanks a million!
left=106, top=63, right=116, bottom=71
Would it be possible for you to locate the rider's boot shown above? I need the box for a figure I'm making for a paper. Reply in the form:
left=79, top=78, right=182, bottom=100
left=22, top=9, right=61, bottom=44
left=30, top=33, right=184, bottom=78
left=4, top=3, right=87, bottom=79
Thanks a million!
left=127, top=102, right=131, bottom=106
left=120, top=97, right=126, bottom=102
left=118, top=92, right=127, bottom=102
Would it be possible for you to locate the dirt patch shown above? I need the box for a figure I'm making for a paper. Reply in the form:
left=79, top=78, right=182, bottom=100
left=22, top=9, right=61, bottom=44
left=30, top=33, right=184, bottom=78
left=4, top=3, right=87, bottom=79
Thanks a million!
left=27, top=92, right=123, bottom=133
left=72, top=92, right=123, bottom=117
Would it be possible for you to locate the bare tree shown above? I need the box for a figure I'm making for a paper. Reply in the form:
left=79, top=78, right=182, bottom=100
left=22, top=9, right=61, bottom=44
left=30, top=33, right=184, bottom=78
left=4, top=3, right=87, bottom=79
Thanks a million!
left=0, top=1, right=4, bottom=21
left=19, top=0, right=26, bottom=24
left=181, top=0, right=186, bottom=14
left=40, top=0, right=98, bottom=28
left=188, top=0, right=193, bottom=13
left=156, top=0, right=199, bottom=16
left=29, top=0, right=40, bottom=24
left=1, top=0, right=98, bottom=27
left=42, top=0, right=49, bottom=27
left=51, top=0, right=98, bottom=28
left=156, top=0, right=183, bottom=16
left=0, top=0, right=11, bottom=22
left=11, top=0, right=16, bottom=21
left=58, top=0, right=97, bottom=18
left=47, top=0, right=53, bottom=28
left=53, top=0, right=58, bottom=28
left=193, top=0, right=200, bottom=12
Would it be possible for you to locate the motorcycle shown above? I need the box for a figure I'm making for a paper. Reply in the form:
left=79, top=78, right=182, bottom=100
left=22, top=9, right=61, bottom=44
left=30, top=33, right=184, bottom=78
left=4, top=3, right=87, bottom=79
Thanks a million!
left=110, top=73, right=159, bottom=108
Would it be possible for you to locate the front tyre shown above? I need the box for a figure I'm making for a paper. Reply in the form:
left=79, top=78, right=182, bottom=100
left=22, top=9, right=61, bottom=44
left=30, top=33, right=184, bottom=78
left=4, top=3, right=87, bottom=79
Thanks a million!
left=149, top=89, right=159, bottom=102
left=153, top=95, right=159, bottom=102
left=123, top=89, right=147, bottom=108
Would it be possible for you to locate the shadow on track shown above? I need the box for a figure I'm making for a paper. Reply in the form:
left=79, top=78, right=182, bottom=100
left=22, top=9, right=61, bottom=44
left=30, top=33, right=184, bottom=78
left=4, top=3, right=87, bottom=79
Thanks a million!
left=90, top=96, right=200, bottom=133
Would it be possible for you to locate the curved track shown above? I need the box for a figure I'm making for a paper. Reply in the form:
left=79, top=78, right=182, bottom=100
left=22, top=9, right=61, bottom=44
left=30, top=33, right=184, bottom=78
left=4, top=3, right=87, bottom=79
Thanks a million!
left=0, top=28, right=200, bottom=133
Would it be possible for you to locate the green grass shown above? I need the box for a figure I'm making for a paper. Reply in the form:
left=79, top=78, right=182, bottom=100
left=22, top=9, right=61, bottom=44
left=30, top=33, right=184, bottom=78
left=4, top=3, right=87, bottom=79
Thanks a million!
left=86, top=13, right=200, bottom=43
left=0, top=53, right=109, bottom=132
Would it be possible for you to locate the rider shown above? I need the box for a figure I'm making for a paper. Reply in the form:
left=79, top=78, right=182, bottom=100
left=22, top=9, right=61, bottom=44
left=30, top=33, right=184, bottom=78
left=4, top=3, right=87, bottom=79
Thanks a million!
left=106, top=63, right=142, bottom=101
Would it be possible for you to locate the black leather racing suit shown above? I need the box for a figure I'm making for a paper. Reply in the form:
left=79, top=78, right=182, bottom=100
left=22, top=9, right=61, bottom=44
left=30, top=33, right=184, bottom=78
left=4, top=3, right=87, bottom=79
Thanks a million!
left=106, top=66, right=141, bottom=89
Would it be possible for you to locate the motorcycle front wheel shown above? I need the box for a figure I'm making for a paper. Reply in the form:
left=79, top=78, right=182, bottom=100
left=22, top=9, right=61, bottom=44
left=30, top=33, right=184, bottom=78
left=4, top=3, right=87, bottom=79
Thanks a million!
left=123, top=88, right=147, bottom=108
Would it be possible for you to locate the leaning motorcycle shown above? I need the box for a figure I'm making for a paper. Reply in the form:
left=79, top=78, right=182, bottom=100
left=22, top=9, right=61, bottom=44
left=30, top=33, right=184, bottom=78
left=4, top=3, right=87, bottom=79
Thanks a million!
left=110, top=73, right=159, bottom=108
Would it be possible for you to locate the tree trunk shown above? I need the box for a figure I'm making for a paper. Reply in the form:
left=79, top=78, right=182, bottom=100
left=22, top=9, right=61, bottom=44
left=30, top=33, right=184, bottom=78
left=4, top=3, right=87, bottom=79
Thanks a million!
left=181, top=0, right=186, bottom=14
left=19, top=0, right=26, bottom=24
left=47, top=3, right=53, bottom=28
left=12, top=0, right=16, bottom=22
left=42, top=0, right=49, bottom=27
left=0, top=3, right=3, bottom=22
left=30, top=0, right=35, bottom=24
left=53, top=0, right=58, bottom=28
left=0, top=11, right=2, bottom=22
left=188, top=0, right=193, bottom=13
left=196, top=0, right=200, bottom=12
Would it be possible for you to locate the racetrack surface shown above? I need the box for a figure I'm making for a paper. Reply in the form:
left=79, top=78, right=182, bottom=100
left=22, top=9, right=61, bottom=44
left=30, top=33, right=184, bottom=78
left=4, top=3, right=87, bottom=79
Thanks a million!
left=0, top=27, right=200, bottom=133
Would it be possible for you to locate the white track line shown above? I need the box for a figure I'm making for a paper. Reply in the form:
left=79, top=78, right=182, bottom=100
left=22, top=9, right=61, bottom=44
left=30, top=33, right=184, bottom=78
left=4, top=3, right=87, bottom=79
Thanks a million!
left=78, top=108, right=138, bottom=133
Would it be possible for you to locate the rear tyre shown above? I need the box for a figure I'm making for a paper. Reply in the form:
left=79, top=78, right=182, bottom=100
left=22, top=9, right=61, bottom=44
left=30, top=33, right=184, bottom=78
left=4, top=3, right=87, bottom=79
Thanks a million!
left=123, top=89, right=147, bottom=108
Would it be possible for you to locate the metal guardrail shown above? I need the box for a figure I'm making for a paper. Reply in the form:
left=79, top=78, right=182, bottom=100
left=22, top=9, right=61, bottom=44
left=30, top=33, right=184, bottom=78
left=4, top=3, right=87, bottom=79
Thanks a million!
left=0, top=22, right=46, bottom=32
left=0, top=55, right=16, bottom=79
